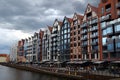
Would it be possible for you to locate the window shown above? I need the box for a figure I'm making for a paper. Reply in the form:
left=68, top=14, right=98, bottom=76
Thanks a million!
left=78, top=42, right=80, bottom=46
left=102, top=29, right=107, bottom=36
left=74, top=55, right=77, bottom=58
left=107, top=27, right=113, bottom=34
left=105, top=4, right=111, bottom=12
left=116, top=42, right=120, bottom=49
left=78, top=36, right=80, bottom=40
left=64, top=29, right=67, bottom=33
left=102, top=37, right=107, bottom=45
left=74, top=43, right=77, bottom=47
left=115, top=24, right=120, bottom=32
left=107, top=44, right=114, bottom=50
left=74, top=38, right=76, bottom=41
left=101, top=22, right=106, bottom=28
left=78, top=30, right=80, bottom=34
left=74, top=32, right=76, bottom=35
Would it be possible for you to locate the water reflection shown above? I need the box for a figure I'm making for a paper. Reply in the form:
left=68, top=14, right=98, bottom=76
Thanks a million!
left=0, top=65, right=78, bottom=80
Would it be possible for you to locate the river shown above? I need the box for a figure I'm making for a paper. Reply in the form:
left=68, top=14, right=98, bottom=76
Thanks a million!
left=0, top=65, right=78, bottom=80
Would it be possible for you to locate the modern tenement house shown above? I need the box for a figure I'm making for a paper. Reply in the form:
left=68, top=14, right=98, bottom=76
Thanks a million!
left=37, top=30, right=44, bottom=62
left=32, top=32, right=39, bottom=62
left=51, top=19, right=62, bottom=62
left=70, top=13, right=83, bottom=61
left=24, top=39, right=28, bottom=59
left=81, top=4, right=99, bottom=61
left=99, top=0, right=120, bottom=61
left=17, top=39, right=25, bottom=62
left=10, top=43, right=18, bottom=62
left=60, top=17, right=73, bottom=62
left=42, top=26, right=53, bottom=62
left=26, top=37, right=33, bottom=62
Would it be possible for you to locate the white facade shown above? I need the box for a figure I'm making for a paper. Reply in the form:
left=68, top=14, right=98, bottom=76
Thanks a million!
left=10, top=43, right=18, bottom=62
left=42, top=27, right=52, bottom=62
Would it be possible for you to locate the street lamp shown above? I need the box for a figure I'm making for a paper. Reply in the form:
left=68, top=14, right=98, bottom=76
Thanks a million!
left=57, top=49, right=60, bottom=68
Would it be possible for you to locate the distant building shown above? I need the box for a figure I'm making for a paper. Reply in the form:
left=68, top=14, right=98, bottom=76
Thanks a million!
left=10, top=43, right=18, bottom=62
left=0, top=54, right=8, bottom=63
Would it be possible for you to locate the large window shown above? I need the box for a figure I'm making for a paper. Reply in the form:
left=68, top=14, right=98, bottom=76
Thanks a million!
left=115, top=24, right=120, bottom=32
left=107, top=44, right=114, bottom=50
left=116, top=42, right=120, bottom=49
left=101, top=22, right=106, bottom=28
left=102, top=29, right=107, bottom=36
left=106, top=27, right=113, bottom=34
left=102, top=37, right=107, bottom=45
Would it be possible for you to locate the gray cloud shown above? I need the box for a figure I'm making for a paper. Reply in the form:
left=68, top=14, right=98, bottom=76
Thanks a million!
left=0, top=0, right=100, bottom=32
left=0, top=0, right=100, bottom=53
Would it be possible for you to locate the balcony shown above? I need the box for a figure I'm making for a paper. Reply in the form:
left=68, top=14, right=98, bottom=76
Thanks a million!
left=90, top=27, right=98, bottom=32
left=91, top=41, right=98, bottom=45
left=100, top=14, right=111, bottom=22
left=81, top=30, right=87, bottom=34
left=91, top=19, right=98, bottom=25
left=81, top=22, right=87, bottom=28
left=90, top=34, right=98, bottom=39
left=116, top=2, right=120, bottom=9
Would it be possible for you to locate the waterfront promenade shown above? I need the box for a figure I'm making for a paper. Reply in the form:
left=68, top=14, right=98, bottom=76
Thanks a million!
left=1, top=63, right=120, bottom=80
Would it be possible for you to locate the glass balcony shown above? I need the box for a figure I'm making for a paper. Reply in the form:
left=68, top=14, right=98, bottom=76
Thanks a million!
left=81, top=22, right=87, bottom=28
left=100, top=14, right=111, bottom=22
left=91, top=19, right=98, bottom=24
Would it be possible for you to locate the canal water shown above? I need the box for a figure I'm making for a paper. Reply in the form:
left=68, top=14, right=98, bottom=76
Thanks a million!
left=0, top=65, right=78, bottom=80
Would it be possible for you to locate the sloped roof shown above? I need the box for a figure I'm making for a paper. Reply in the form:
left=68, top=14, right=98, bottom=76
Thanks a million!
left=66, top=17, right=73, bottom=23
left=87, top=4, right=98, bottom=14
left=48, top=26, right=53, bottom=33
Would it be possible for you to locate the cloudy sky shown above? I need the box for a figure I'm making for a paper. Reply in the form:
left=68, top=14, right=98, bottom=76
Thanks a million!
left=0, top=0, right=100, bottom=54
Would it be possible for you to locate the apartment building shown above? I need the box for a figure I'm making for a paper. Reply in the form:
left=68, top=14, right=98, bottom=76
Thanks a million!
left=26, top=37, right=33, bottom=62
left=80, top=4, right=99, bottom=61
left=70, top=13, right=83, bottom=61
left=60, top=17, right=73, bottom=62
left=17, top=39, right=26, bottom=62
left=99, top=0, right=120, bottom=61
left=38, top=30, right=44, bottom=62
left=51, top=19, right=62, bottom=62
left=10, top=43, right=18, bottom=62
left=32, top=32, right=39, bottom=62
left=42, top=26, right=52, bottom=62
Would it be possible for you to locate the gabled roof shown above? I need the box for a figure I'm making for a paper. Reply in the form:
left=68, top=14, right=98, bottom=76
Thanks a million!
left=65, top=17, right=73, bottom=23
left=76, top=14, right=83, bottom=20
left=48, top=26, right=53, bottom=33
left=88, top=4, right=98, bottom=14
left=58, top=21, right=63, bottom=27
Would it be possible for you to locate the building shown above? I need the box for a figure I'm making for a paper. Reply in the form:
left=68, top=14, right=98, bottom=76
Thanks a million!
left=42, top=26, right=52, bottom=62
left=0, top=54, right=8, bottom=63
left=99, top=0, right=120, bottom=61
left=70, top=13, right=83, bottom=61
left=32, top=32, right=39, bottom=62
left=26, top=37, right=33, bottom=62
left=10, top=43, right=18, bottom=62
left=17, top=39, right=26, bottom=62
left=37, top=30, right=44, bottom=62
left=51, top=19, right=62, bottom=62
left=60, top=17, right=73, bottom=62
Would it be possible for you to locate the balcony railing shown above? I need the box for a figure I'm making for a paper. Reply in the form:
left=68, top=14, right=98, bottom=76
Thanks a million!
left=91, top=19, right=98, bottom=24
left=81, top=22, right=87, bottom=28
left=100, top=14, right=111, bottom=22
